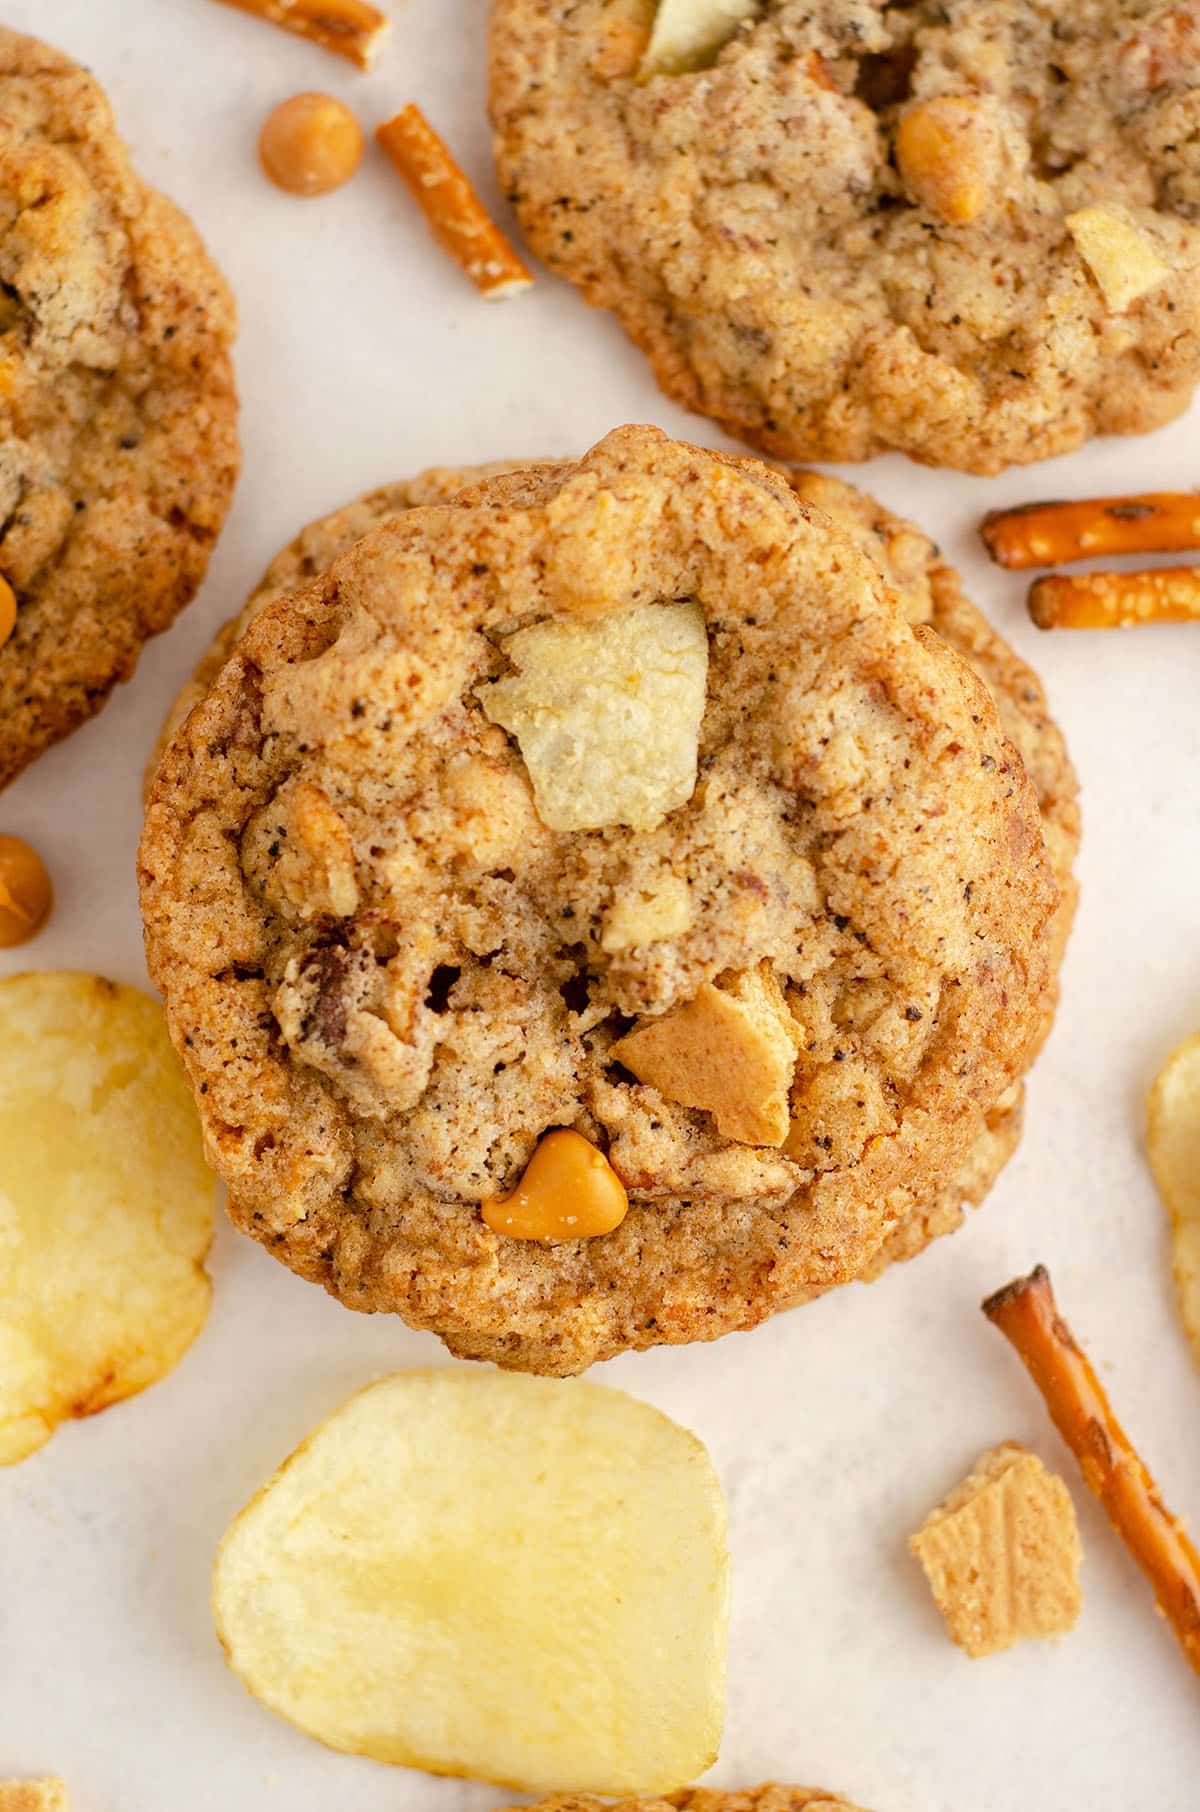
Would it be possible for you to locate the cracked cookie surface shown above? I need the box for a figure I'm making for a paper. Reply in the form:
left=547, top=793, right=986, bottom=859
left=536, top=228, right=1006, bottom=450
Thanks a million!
left=490, top=0, right=1200, bottom=472
left=0, top=27, right=238, bottom=788
left=140, top=426, right=1058, bottom=1373
left=149, top=456, right=1077, bottom=1284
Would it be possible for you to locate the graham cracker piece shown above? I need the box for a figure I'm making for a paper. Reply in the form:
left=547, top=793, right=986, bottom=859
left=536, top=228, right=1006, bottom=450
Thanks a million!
left=611, top=962, right=802, bottom=1145
left=0, top=1785, right=69, bottom=1812
left=910, top=1442, right=1082, bottom=1657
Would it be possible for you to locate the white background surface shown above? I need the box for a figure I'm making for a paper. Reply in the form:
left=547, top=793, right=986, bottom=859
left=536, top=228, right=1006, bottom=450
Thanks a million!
left=3, top=2, right=1200, bottom=1807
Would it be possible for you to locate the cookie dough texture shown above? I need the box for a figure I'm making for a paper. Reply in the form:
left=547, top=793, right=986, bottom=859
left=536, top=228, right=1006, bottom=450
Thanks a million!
left=513, top=1788, right=870, bottom=1812
left=142, top=426, right=1062, bottom=1374
left=910, top=1443, right=1083, bottom=1657
left=489, top=0, right=1200, bottom=472
left=0, top=28, right=238, bottom=789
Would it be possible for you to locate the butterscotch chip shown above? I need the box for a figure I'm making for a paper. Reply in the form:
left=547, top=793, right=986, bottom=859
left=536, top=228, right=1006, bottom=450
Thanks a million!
left=141, top=431, right=1064, bottom=1375
left=0, top=1785, right=68, bottom=1812
left=894, top=96, right=1001, bottom=225
left=0, top=28, right=238, bottom=790
left=612, top=963, right=802, bottom=1147
left=259, top=93, right=364, bottom=197
left=910, top=1443, right=1082, bottom=1657
left=0, top=835, right=52, bottom=947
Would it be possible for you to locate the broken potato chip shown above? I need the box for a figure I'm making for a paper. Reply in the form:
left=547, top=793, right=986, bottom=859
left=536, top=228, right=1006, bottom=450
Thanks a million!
left=1148, top=1031, right=1200, bottom=1372
left=213, top=1370, right=730, bottom=1791
left=0, top=973, right=214, bottom=1466
left=1066, top=206, right=1169, bottom=312
left=480, top=600, right=708, bottom=833
left=640, top=0, right=758, bottom=76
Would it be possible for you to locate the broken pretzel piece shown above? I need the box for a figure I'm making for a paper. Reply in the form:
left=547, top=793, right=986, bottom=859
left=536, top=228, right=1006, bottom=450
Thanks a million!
left=1029, top=566, right=1200, bottom=630
left=983, top=1264, right=1200, bottom=1678
left=611, top=962, right=801, bottom=1147
left=211, top=0, right=390, bottom=70
left=910, top=1443, right=1082, bottom=1658
left=376, top=106, right=533, bottom=300
left=982, top=492, right=1200, bottom=570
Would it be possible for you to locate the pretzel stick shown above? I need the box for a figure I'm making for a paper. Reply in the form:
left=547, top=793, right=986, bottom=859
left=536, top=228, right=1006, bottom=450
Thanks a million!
left=1029, top=565, right=1200, bottom=629
left=982, top=492, right=1200, bottom=569
left=211, top=0, right=390, bottom=69
left=983, top=1265, right=1200, bottom=1677
left=376, top=107, right=533, bottom=300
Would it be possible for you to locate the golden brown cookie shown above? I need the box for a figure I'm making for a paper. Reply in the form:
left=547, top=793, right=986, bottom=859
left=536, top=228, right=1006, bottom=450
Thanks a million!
left=140, top=426, right=1058, bottom=1373
left=489, top=0, right=1200, bottom=473
left=0, top=27, right=238, bottom=788
left=510, top=1789, right=870, bottom=1812
left=148, top=450, right=1078, bottom=1303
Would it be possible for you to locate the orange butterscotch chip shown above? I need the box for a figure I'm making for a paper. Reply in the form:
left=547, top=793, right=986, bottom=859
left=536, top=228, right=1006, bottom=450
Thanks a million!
left=0, top=576, right=15, bottom=649
left=211, top=0, right=390, bottom=70
left=895, top=96, right=996, bottom=225
left=482, top=1129, right=628, bottom=1242
left=376, top=105, right=533, bottom=300
left=0, top=836, right=52, bottom=948
left=260, top=94, right=364, bottom=196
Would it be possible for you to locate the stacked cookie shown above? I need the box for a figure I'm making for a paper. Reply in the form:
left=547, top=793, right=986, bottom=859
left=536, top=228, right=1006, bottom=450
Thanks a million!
left=140, top=426, right=1077, bottom=1372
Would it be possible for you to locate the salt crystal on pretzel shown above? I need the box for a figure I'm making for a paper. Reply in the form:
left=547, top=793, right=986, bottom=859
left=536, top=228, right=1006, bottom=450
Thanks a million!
left=982, top=492, right=1200, bottom=570
left=1029, top=566, right=1200, bottom=630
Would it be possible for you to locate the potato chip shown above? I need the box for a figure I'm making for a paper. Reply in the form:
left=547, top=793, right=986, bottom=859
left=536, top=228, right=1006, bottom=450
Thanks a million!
left=1066, top=207, right=1169, bottom=313
left=0, top=973, right=214, bottom=1465
left=639, top=0, right=758, bottom=76
left=213, top=1370, right=729, bottom=1792
left=1148, top=1030, right=1200, bottom=1371
left=480, top=600, right=708, bottom=832
left=0, top=1785, right=69, bottom=1812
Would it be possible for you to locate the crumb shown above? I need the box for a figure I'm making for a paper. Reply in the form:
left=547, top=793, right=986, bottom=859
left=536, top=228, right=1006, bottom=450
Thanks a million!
left=910, top=1442, right=1082, bottom=1657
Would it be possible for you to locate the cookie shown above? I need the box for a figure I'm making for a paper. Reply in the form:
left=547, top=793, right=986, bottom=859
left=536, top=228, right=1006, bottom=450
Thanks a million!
left=512, top=1788, right=870, bottom=1812
left=489, top=0, right=1200, bottom=473
left=0, top=28, right=238, bottom=789
left=150, top=457, right=1077, bottom=1281
left=140, top=426, right=1058, bottom=1374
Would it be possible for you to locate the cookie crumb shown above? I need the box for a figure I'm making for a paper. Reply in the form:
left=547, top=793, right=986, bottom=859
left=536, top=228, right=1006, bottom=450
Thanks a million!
left=910, top=1442, right=1082, bottom=1657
